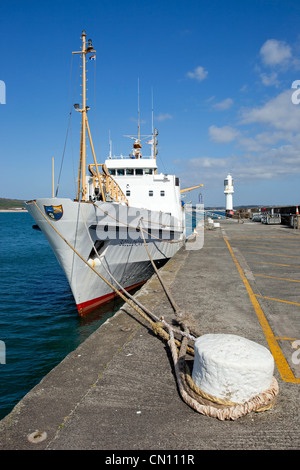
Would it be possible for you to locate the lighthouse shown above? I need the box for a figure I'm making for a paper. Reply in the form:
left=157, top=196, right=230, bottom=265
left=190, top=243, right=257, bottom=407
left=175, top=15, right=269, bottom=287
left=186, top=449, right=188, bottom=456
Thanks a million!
left=224, top=174, right=234, bottom=216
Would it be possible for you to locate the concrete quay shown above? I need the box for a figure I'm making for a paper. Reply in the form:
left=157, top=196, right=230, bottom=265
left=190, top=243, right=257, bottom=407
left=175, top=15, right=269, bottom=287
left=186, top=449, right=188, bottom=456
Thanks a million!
left=0, top=219, right=299, bottom=451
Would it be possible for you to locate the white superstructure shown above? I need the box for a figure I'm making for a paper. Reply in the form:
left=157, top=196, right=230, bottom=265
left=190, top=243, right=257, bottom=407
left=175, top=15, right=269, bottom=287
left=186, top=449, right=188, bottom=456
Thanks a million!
left=103, top=157, right=182, bottom=221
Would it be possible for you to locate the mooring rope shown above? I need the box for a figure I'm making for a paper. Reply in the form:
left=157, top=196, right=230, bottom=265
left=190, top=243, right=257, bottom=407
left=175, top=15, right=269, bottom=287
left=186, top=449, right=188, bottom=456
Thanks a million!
left=31, top=200, right=279, bottom=420
left=80, top=207, right=196, bottom=345
left=31, top=201, right=193, bottom=352
left=138, top=219, right=279, bottom=420
left=139, top=219, right=201, bottom=338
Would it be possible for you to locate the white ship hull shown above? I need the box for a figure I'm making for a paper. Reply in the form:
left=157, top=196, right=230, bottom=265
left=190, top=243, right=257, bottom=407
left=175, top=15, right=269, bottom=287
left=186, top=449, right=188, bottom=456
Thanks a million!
left=25, top=198, right=184, bottom=315
left=24, top=32, right=196, bottom=316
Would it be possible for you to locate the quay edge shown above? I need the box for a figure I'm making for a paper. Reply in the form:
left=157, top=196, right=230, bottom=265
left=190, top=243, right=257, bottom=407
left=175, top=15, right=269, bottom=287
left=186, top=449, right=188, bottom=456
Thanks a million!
left=0, top=219, right=299, bottom=451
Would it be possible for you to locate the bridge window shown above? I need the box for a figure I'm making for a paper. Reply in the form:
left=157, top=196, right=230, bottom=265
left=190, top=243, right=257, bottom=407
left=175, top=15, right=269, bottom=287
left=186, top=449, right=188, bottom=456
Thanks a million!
left=117, top=169, right=125, bottom=176
left=109, top=169, right=116, bottom=175
left=126, top=169, right=134, bottom=175
left=135, top=169, right=143, bottom=175
left=145, top=169, right=153, bottom=175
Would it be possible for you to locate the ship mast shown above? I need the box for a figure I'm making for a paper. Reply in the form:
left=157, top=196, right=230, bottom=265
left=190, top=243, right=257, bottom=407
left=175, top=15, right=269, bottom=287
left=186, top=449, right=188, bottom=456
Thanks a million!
left=154, top=128, right=158, bottom=174
left=73, top=30, right=100, bottom=201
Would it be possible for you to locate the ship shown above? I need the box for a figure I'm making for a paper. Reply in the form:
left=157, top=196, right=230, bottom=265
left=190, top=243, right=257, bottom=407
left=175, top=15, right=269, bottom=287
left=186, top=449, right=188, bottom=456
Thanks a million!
left=25, top=31, right=197, bottom=316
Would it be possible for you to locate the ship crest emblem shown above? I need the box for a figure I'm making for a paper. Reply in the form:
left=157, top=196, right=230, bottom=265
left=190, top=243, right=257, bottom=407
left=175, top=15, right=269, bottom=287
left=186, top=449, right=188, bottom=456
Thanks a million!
left=44, top=204, right=63, bottom=221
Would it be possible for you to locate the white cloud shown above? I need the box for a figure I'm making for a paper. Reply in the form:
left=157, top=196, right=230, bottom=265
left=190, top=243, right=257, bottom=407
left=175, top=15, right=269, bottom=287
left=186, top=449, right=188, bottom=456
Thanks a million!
left=236, top=143, right=300, bottom=181
left=176, top=140, right=300, bottom=192
left=174, top=44, right=300, bottom=200
left=186, top=66, right=208, bottom=82
left=240, top=89, right=300, bottom=131
left=182, top=90, right=300, bottom=190
left=260, top=71, right=279, bottom=87
left=213, top=98, right=233, bottom=110
left=234, top=89, right=300, bottom=180
left=188, top=157, right=228, bottom=168
left=237, top=136, right=265, bottom=153
left=260, top=39, right=292, bottom=66
left=155, top=113, right=173, bottom=122
left=257, top=39, right=295, bottom=86
left=238, top=130, right=291, bottom=152
left=209, top=125, right=240, bottom=143
left=173, top=154, right=238, bottom=192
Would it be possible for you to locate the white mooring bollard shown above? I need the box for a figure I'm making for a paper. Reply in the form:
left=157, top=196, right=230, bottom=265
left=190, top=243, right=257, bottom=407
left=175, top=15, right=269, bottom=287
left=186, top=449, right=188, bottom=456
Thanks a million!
left=192, top=334, right=275, bottom=404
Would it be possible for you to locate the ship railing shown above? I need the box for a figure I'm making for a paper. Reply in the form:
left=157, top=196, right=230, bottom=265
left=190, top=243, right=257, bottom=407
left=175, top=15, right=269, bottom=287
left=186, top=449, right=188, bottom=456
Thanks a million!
left=88, top=163, right=129, bottom=205
left=106, top=154, right=155, bottom=160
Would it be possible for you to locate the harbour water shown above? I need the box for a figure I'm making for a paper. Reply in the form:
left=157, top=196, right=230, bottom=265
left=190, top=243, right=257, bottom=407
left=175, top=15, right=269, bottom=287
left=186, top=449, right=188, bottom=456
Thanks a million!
left=0, top=212, right=123, bottom=420
left=0, top=207, right=208, bottom=421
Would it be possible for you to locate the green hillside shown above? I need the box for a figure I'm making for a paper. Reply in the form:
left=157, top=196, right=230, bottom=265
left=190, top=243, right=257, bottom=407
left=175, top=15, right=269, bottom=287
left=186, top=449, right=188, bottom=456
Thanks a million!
left=0, top=198, right=26, bottom=210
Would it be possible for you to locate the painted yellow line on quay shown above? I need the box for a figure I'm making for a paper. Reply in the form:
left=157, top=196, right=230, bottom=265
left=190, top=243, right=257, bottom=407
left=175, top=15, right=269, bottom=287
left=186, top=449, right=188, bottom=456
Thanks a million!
left=275, top=336, right=298, bottom=342
left=253, top=273, right=300, bottom=283
left=238, top=250, right=300, bottom=259
left=231, top=243, right=300, bottom=251
left=255, top=294, right=300, bottom=307
left=223, top=236, right=300, bottom=384
left=251, top=261, right=300, bottom=268
left=230, top=236, right=300, bottom=241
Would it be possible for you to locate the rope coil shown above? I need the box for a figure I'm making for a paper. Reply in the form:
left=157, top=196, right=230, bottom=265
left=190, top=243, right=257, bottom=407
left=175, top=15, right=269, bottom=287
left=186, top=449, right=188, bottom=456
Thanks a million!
left=168, top=330, right=279, bottom=421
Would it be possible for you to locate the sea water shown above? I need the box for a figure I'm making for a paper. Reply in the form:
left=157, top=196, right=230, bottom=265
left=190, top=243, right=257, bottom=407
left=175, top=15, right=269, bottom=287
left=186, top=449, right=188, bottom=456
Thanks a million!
left=0, top=212, right=123, bottom=420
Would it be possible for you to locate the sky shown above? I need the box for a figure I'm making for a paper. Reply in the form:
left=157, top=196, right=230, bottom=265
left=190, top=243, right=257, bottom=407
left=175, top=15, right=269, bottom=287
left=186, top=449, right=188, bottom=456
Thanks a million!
left=2, top=0, right=300, bottom=207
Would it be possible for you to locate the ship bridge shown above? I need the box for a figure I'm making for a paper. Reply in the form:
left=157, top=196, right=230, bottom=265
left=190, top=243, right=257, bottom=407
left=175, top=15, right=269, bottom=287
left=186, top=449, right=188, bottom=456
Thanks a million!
left=102, top=154, right=181, bottom=218
left=105, top=156, right=157, bottom=176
